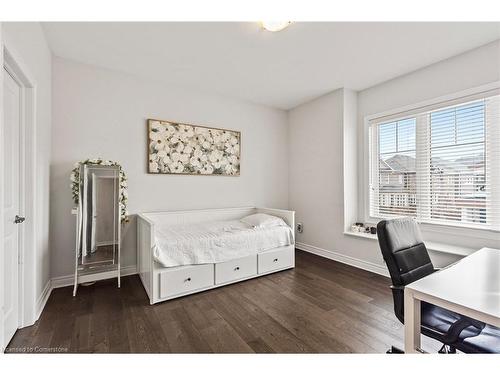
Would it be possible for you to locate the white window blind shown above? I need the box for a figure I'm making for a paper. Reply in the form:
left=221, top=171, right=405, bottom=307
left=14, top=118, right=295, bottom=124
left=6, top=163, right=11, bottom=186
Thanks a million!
left=369, top=90, right=500, bottom=231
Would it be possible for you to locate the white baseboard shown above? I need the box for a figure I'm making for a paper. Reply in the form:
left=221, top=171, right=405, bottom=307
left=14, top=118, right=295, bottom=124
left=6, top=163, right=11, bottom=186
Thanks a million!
left=51, top=265, right=138, bottom=289
left=296, top=242, right=389, bottom=277
left=34, top=280, right=52, bottom=323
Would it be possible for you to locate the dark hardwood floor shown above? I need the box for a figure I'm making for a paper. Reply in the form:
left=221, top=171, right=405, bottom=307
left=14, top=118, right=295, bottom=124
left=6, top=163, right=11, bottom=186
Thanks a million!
left=6, top=250, right=440, bottom=353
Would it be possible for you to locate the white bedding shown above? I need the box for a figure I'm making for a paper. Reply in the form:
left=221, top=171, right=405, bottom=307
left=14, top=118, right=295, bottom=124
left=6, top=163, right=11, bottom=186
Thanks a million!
left=152, top=219, right=294, bottom=267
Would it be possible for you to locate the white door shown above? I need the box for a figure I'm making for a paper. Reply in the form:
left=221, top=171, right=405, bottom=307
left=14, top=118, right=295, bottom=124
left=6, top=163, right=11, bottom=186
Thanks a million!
left=2, top=68, right=21, bottom=348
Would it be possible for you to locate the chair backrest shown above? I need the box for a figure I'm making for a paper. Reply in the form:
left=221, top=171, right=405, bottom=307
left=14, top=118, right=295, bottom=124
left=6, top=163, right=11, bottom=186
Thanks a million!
left=377, top=218, right=435, bottom=323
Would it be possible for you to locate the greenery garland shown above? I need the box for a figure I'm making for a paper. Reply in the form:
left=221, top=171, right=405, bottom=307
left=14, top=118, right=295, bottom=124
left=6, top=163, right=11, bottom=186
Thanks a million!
left=70, top=158, right=128, bottom=223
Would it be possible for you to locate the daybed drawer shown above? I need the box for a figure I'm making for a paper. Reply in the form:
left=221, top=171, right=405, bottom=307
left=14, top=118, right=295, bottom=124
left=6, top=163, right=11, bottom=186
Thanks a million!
left=258, top=247, right=294, bottom=274
left=215, top=255, right=257, bottom=284
left=159, top=264, right=214, bottom=299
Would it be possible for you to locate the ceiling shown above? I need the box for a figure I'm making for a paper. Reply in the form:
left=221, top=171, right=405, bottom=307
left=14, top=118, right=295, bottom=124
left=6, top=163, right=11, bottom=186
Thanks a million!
left=42, top=22, right=500, bottom=110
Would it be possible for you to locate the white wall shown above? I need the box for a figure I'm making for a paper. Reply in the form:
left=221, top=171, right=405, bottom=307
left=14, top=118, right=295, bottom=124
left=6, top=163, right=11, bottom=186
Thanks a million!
left=342, top=89, right=358, bottom=232
left=288, top=89, right=344, bottom=254
left=50, top=57, right=289, bottom=279
left=289, top=40, right=500, bottom=274
left=2, top=23, right=52, bottom=322
left=289, top=88, right=389, bottom=274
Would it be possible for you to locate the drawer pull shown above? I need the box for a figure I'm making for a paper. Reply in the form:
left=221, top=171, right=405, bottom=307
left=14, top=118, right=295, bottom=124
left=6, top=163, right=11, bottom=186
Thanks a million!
left=234, top=266, right=240, bottom=271
left=273, top=258, right=278, bottom=262
left=185, top=277, right=192, bottom=282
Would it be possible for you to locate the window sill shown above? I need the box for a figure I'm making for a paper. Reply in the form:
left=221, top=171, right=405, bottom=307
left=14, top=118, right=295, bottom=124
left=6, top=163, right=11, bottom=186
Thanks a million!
left=343, top=231, right=476, bottom=257
left=344, top=231, right=377, bottom=241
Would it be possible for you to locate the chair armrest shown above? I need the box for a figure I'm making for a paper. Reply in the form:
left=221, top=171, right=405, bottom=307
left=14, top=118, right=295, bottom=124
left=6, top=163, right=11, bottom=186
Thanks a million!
left=441, top=318, right=485, bottom=345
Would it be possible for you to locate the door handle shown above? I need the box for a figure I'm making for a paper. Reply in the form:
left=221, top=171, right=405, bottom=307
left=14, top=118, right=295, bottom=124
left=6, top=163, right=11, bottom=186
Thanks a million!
left=14, top=215, right=26, bottom=224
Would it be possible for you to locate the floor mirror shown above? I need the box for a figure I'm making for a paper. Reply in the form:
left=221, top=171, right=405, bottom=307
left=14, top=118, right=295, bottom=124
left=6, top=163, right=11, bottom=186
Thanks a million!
left=72, top=164, right=121, bottom=296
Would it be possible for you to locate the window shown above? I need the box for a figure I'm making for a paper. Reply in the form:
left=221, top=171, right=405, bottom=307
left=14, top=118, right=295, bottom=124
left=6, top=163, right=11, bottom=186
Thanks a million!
left=375, top=118, right=416, bottom=217
left=369, top=91, right=500, bottom=231
left=428, top=102, right=486, bottom=224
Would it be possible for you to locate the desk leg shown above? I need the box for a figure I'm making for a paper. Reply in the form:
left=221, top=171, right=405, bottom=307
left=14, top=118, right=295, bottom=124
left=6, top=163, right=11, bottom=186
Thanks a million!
left=404, top=289, right=421, bottom=353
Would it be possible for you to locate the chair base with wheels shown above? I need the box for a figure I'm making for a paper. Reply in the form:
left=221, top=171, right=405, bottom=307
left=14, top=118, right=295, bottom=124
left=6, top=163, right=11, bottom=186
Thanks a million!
left=387, top=345, right=456, bottom=354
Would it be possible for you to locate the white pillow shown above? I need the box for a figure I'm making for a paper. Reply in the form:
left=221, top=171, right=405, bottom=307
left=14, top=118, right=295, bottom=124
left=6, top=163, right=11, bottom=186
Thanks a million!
left=241, top=213, right=286, bottom=228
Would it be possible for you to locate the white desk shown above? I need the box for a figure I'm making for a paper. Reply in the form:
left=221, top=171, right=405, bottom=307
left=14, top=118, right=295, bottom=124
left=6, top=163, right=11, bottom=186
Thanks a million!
left=404, top=247, right=500, bottom=353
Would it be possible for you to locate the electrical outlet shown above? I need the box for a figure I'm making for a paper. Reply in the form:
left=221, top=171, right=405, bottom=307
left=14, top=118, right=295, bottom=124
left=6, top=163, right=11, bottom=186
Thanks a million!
left=296, top=222, right=303, bottom=233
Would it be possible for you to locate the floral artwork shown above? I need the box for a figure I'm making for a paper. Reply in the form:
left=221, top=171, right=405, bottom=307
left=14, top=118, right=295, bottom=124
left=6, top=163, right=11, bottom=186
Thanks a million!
left=148, top=119, right=241, bottom=176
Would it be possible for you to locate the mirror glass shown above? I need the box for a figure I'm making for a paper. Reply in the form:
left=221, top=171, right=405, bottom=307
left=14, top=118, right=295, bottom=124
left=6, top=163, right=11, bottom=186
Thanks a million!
left=77, top=164, right=120, bottom=272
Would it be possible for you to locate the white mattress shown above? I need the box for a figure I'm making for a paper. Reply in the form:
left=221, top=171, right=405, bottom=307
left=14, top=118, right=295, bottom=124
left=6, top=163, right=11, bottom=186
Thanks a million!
left=152, top=219, right=294, bottom=267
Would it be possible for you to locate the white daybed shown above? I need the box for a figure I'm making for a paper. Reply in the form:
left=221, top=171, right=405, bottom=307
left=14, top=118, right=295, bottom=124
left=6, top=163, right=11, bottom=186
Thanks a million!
left=137, top=207, right=295, bottom=304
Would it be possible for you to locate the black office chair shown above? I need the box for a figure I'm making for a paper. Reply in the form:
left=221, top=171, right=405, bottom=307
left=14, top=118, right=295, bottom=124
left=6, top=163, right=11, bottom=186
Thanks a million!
left=377, top=218, right=485, bottom=353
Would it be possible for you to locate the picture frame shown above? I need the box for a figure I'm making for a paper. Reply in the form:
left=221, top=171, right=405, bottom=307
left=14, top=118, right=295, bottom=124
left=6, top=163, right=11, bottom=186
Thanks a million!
left=147, top=119, right=241, bottom=176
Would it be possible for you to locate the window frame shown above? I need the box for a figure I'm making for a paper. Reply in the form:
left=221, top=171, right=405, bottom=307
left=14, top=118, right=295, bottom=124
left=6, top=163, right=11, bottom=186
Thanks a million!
left=363, top=82, right=500, bottom=236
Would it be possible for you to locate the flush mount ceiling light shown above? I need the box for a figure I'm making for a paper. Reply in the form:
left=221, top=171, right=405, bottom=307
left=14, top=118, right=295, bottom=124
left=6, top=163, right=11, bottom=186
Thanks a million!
left=260, top=21, right=292, bottom=32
